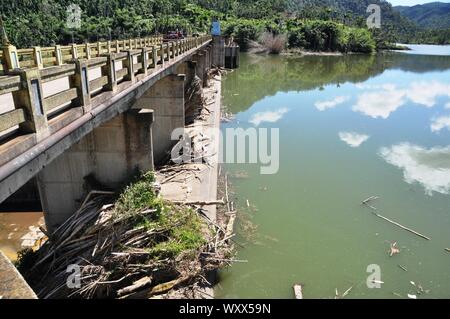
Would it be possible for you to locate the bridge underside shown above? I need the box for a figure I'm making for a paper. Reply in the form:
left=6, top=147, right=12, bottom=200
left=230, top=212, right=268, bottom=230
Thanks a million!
left=0, top=36, right=222, bottom=232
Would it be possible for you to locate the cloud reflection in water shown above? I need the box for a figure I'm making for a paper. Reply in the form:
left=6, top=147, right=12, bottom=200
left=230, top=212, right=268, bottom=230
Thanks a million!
left=380, top=143, right=450, bottom=195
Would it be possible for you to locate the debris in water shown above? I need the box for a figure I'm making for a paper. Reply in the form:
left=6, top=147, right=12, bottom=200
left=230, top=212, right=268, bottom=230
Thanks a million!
left=293, top=284, right=303, bottom=299
left=398, top=264, right=408, bottom=272
left=365, top=210, right=431, bottom=241
left=407, top=294, right=417, bottom=299
left=389, top=242, right=400, bottom=257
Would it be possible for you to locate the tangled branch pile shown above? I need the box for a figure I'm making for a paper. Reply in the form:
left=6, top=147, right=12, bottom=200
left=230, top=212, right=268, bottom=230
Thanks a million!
left=18, top=173, right=233, bottom=299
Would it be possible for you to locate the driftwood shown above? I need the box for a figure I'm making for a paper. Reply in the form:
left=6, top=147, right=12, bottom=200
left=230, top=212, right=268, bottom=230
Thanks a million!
left=21, top=189, right=233, bottom=299
left=172, top=200, right=225, bottom=206
left=117, top=277, right=152, bottom=297
left=398, top=264, right=408, bottom=272
left=445, top=248, right=450, bottom=253
left=362, top=196, right=380, bottom=205
left=371, top=211, right=431, bottom=241
left=293, top=284, right=303, bottom=299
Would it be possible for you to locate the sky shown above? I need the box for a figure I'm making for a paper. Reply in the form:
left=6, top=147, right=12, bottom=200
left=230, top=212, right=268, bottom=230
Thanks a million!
left=388, top=0, right=450, bottom=6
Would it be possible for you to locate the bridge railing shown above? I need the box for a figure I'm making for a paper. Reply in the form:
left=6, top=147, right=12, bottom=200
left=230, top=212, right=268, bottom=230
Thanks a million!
left=0, top=36, right=163, bottom=72
left=0, top=35, right=211, bottom=159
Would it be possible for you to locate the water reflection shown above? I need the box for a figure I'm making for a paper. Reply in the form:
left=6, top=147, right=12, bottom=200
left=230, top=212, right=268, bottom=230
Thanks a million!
left=249, top=108, right=289, bottom=126
left=352, top=81, right=450, bottom=119
left=339, top=132, right=370, bottom=148
left=353, top=85, right=406, bottom=119
left=223, top=52, right=450, bottom=114
left=380, top=143, right=450, bottom=195
left=315, top=96, right=349, bottom=111
left=431, top=116, right=450, bottom=132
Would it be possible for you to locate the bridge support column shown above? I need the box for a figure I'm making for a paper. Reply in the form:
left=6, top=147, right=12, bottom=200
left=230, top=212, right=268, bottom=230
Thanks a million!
left=37, top=110, right=154, bottom=232
left=133, top=74, right=185, bottom=165
left=212, top=36, right=225, bottom=68
left=194, top=52, right=206, bottom=87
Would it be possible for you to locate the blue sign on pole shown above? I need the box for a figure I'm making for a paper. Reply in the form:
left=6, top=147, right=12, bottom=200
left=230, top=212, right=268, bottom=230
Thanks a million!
left=211, top=21, right=221, bottom=36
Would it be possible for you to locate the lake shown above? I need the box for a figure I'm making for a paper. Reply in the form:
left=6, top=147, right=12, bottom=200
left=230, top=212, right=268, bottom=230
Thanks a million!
left=216, top=48, right=450, bottom=299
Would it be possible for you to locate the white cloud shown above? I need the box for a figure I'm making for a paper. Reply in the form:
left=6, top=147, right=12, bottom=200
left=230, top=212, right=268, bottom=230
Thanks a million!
left=314, top=96, right=350, bottom=111
left=249, top=108, right=289, bottom=126
left=379, top=143, right=450, bottom=195
left=445, top=102, right=450, bottom=109
left=339, top=132, right=370, bottom=148
left=406, top=81, right=450, bottom=108
left=431, top=116, right=450, bottom=132
left=353, top=88, right=406, bottom=119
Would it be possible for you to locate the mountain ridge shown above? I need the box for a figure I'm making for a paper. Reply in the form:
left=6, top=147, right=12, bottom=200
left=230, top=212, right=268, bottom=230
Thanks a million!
left=393, top=2, right=450, bottom=29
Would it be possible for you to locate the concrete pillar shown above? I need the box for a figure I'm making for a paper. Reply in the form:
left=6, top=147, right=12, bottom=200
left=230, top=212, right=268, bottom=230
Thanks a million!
left=194, top=52, right=206, bottom=86
left=212, top=36, right=225, bottom=68
left=37, top=110, right=154, bottom=232
left=133, top=74, right=185, bottom=164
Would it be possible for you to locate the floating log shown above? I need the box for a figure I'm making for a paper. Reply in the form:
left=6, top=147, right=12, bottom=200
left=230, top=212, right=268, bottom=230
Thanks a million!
left=172, top=200, right=225, bottom=206
left=362, top=196, right=380, bottom=205
left=371, top=212, right=431, bottom=241
left=398, top=264, right=408, bottom=272
left=445, top=248, right=450, bottom=253
left=293, top=284, right=303, bottom=299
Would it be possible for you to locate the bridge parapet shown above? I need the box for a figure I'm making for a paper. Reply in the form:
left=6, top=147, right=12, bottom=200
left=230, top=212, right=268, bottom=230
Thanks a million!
left=0, top=35, right=211, bottom=143
left=0, top=36, right=163, bottom=73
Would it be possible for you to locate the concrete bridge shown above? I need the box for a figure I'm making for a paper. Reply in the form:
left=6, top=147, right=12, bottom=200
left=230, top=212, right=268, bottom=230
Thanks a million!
left=0, top=34, right=225, bottom=232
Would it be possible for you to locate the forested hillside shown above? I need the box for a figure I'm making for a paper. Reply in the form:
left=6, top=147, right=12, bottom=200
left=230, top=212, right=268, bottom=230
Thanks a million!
left=0, top=0, right=448, bottom=51
left=394, top=2, right=450, bottom=29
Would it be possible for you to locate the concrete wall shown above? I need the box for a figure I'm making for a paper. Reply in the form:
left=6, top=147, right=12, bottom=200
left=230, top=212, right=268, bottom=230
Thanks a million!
left=38, top=110, right=153, bottom=231
left=133, top=74, right=185, bottom=165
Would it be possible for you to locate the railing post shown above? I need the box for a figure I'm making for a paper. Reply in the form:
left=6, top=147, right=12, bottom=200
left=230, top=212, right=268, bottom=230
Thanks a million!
left=97, top=42, right=102, bottom=56
left=151, top=45, right=158, bottom=69
left=101, top=53, right=117, bottom=92
left=2, top=43, right=20, bottom=72
left=115, top=40, right=120, bottom=53
left=71, top=44, right=78, bottom=59
left=107, top=41, right=112, bottom=53
left=11, top=68, right=48, bottom=140
left=70, top=59, right=91, bottom=112
left=159, top=43, right=165, bottom=65
left=123, top=51, right=135, bottom=82
left=33, top=47, right=43, bottom=69
left=54, top=45, right=63, bottom=65
left=141, top=47, right=148, bottom=76
left=167, top=42, right=172, bottom=60
left=85, top=43, right=91, bottom=59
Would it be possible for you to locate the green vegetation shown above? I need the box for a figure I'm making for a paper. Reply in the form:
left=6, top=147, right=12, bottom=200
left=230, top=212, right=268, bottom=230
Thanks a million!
left=0, top=0, right=448, bottom=53
left=114, top=172, right=206, bottom=259
left=394, top=2, right=450, bottom=30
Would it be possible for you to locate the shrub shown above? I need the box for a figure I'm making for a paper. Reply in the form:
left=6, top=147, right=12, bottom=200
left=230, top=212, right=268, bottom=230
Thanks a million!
left=260, top=32, right=286, bottom=54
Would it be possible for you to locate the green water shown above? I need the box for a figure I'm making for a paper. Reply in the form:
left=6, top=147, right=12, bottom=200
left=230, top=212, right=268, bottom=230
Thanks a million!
left=216, top=50, right=450, bottom=299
